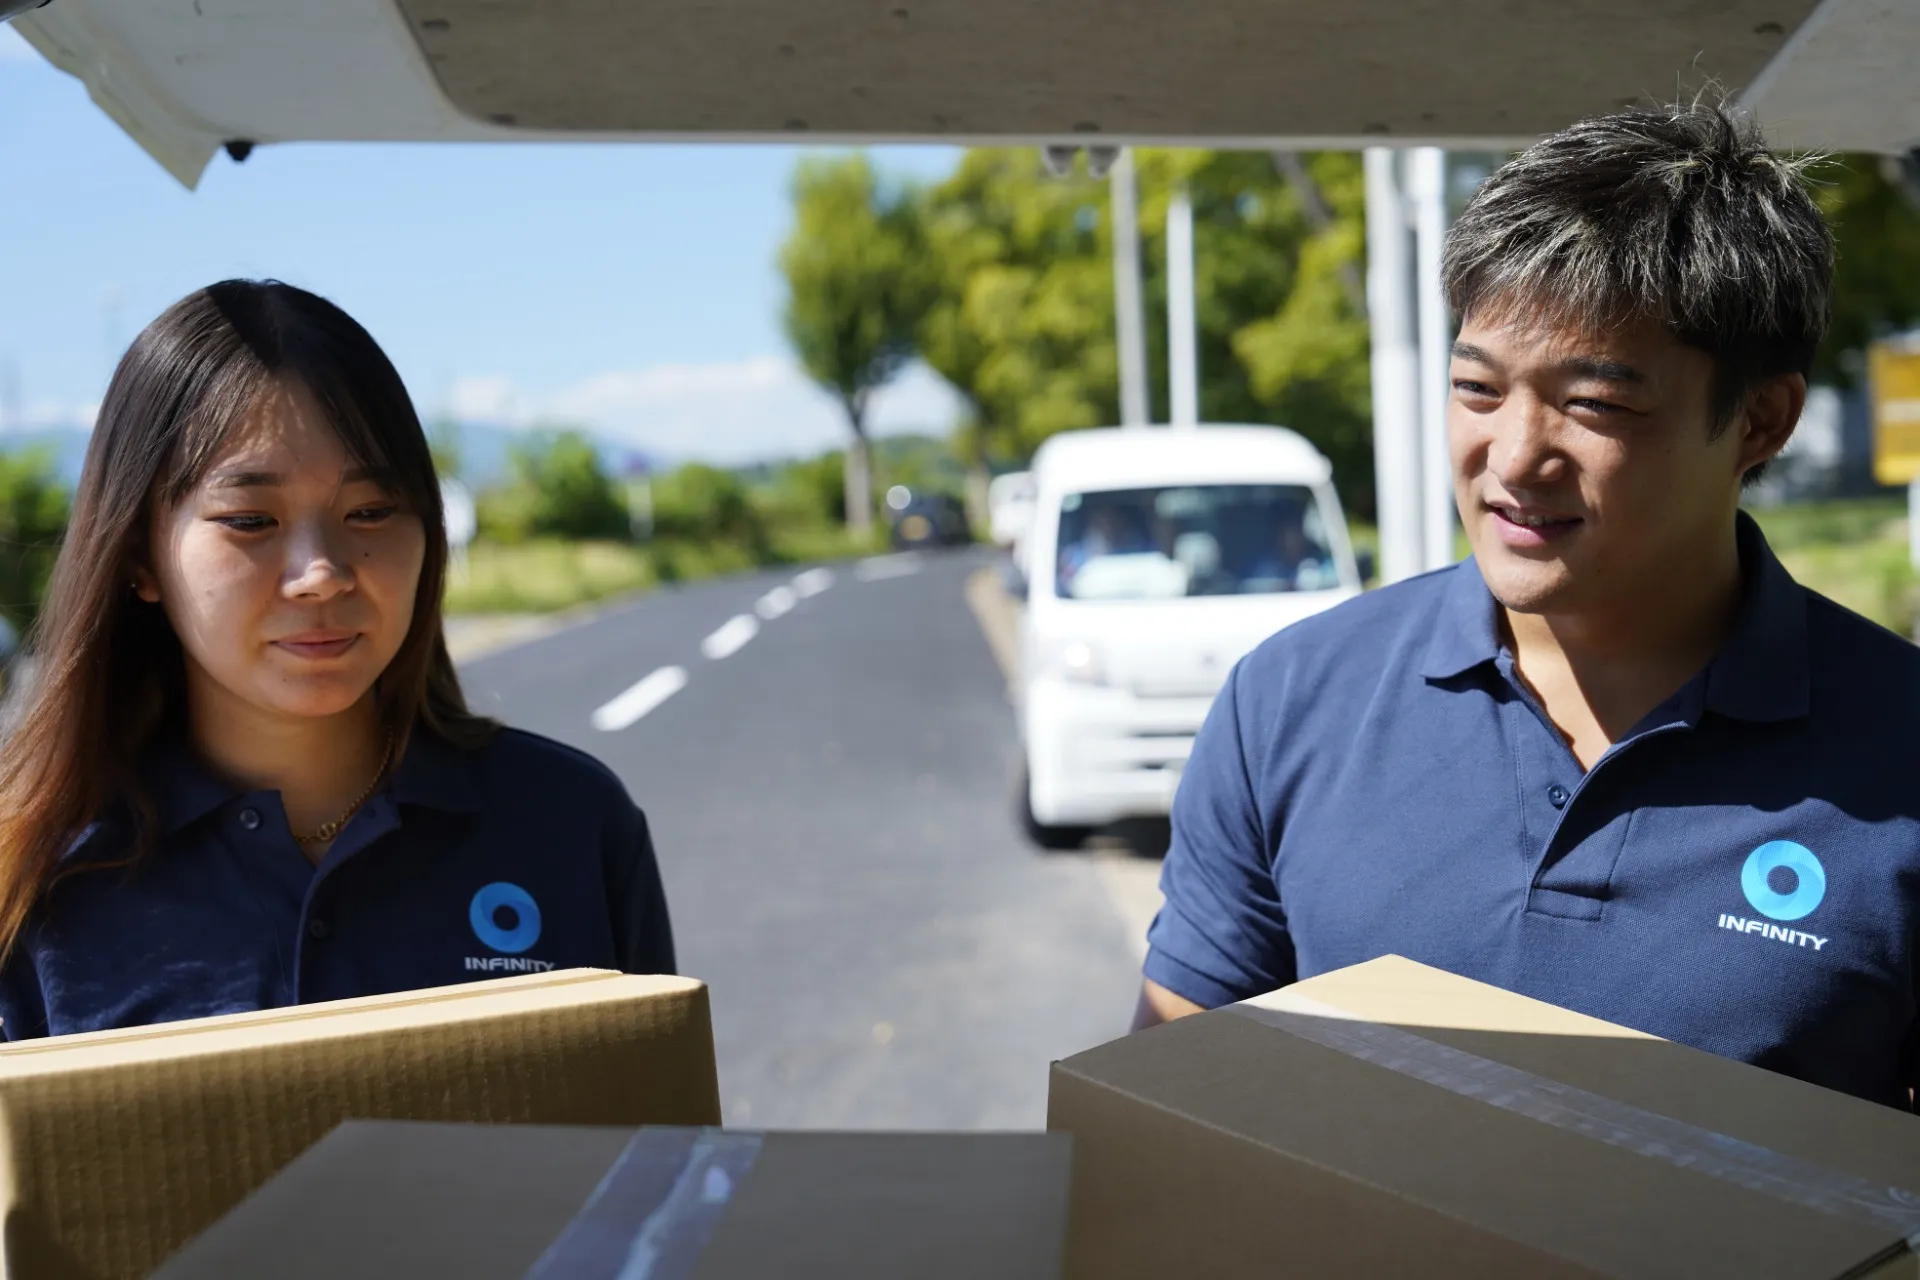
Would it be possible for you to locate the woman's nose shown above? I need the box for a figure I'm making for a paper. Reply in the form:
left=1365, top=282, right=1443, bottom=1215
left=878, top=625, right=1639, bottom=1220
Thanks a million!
left=283, top=523, right=354, bottom=598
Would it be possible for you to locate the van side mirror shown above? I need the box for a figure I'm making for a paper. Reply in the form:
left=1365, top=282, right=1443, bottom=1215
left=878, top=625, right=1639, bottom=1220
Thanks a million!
left=1354, top=548, right=1376, bottom=586
left=1002, top=560, right=1028, bottom=602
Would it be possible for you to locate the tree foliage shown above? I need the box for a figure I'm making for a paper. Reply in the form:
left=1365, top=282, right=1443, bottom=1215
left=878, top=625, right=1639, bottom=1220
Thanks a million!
left=779, top=154, right=927, bottom=538
left=477, top=429, right=629, bottom=543
left=1810, top=155, right=1920, bottom=387
left=0, top=450, right=70, bottom=633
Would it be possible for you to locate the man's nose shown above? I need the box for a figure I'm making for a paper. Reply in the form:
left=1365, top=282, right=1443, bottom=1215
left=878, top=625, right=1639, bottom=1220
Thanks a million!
left=1486, top=398, right=1565, bottom=491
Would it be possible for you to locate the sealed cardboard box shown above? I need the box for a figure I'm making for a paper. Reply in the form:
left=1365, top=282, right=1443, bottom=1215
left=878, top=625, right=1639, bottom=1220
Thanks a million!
left=151, top=1121, right=1073, bottom=1279
left=1049, top=955, right=1920, bottom=1280
left=0, top=969, right=718, bottom=1280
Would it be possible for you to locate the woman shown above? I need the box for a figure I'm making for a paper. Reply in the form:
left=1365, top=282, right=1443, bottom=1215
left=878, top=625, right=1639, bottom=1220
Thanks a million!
left=0, top=280, right=675, bottom=1039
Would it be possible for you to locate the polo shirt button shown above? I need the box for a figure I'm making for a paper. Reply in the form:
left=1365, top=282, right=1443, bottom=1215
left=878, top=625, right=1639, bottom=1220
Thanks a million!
left=1547, top=785, right=1571, bottom=809
left=308, top=919, right=329, bottom=940
left=238, top=808, right=262, bottom=831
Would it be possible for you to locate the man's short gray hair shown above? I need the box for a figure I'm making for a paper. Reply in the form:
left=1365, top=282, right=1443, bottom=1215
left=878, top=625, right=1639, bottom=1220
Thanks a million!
left=1443, top=100, right=1835, bottom=432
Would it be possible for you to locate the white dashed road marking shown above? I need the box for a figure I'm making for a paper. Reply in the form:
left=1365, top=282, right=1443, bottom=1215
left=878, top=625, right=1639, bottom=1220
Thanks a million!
left=591, top=666, right=689, bottom=732
left=792, top=568, right=835, bottom=597
left=855, top=553, right=923, bottom=582
left=755, top=586, right=797, bottom=620
left=701, top=613, right=760, bottom=661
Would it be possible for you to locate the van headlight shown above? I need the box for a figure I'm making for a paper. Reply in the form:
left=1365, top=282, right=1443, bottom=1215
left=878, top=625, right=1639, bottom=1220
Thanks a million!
left=1040, top=638, right=1108, bottom=686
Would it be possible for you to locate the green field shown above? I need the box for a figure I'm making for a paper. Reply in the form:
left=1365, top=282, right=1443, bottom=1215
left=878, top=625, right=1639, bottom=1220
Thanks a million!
left=442, top=525, right=887, bottom=616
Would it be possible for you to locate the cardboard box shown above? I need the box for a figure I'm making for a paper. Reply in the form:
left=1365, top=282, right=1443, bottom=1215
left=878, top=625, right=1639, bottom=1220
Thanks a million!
left=151, top=1121, right=1073, bottom=1279
left=1049, top=955, right=1920, bottom=1280
left=0, top=969, right=718, bottom=1280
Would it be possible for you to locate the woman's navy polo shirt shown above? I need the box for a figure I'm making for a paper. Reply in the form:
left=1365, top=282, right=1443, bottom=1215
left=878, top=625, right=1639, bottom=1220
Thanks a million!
left=0, top=725, right=675, bottom=1039
left=1147, top=515, right=1920, bottom=1108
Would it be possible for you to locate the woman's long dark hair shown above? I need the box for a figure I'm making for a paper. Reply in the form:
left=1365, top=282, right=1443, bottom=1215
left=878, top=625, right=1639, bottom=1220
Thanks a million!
left=0, top=280, right=494, bottom=960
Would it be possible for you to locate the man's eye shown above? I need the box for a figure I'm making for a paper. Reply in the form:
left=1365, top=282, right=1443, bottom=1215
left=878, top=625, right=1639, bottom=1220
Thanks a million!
left=1452, top=379, right=1497, bottom=397
left=1568, top=397, right=1620, bottom=413
left=211, top=514, right=274, bottom=533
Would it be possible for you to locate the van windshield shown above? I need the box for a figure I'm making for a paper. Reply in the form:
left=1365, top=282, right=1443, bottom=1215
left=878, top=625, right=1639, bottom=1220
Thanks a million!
left=1054, top=484, right=1339, bottom=600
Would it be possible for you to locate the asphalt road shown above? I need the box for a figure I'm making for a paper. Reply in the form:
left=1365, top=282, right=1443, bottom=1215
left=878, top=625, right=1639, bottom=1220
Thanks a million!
left=457, top=549, right=1149, bottom=1129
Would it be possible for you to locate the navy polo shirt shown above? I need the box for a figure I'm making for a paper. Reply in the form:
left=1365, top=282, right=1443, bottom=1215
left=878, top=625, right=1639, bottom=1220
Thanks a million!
left=1146, top=514, right=1920, bottom=1108
left=0, top=726, right=675, bottom=1039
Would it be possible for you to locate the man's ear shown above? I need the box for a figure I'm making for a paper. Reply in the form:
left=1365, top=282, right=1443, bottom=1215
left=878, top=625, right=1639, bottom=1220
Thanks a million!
left=1736, top=373, right=1807, bottom=478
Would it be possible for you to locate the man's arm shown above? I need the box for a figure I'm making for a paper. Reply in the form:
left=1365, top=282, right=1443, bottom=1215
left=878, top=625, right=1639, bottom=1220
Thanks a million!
left=1134, top=659, right=1296, bottom=1027
left=1130, top=978, right=1205, bottom=1031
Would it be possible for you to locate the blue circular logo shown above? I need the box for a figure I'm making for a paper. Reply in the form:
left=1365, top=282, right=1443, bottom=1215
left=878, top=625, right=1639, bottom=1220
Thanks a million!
left=1741, top=842, right=1825, bottom=922
left=469, top=882, right=542, bottom=954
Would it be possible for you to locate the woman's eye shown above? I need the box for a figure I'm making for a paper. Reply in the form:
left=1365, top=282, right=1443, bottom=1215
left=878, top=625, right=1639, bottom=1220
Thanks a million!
left=349, top=504, right=399, bottom=524
left=211, top=514, right=274, bottom=533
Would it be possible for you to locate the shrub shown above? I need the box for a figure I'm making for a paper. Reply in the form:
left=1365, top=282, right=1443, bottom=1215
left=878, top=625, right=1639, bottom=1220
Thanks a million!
left=0, top=450, right=70, bottom=633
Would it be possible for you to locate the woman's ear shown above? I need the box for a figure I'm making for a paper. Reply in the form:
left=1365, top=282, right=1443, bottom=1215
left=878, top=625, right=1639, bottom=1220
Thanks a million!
left=130, top=563, right=161, bottom=604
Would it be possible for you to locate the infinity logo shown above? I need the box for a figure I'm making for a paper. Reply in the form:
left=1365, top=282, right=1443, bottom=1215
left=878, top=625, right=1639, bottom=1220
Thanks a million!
left=1741, top=842, right=1825, bottom=922
left=469, top=882, right=542, bottom=954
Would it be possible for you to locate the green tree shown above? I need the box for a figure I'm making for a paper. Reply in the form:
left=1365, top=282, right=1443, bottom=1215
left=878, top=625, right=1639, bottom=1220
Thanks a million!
left=780, top=154, right=929, bottom=539
left=427, top=416, right=465, bottom=479
left=0, top=449, right=70, bottom=633
left=918, top=149, right=1117, bottom=473
left=651, top=463, right=768, bottom=552
left=478, top=429, right=629, bottom=543
left=1810, top=155, right=1920, bottom=387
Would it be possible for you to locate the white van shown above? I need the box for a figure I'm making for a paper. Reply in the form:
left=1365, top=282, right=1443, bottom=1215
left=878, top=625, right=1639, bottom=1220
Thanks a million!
left=1017, top=426, right=1365, bottom=847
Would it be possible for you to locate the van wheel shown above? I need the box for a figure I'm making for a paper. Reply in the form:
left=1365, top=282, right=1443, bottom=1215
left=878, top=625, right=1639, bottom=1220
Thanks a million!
left=1018, top=765, right=1093, bottom=851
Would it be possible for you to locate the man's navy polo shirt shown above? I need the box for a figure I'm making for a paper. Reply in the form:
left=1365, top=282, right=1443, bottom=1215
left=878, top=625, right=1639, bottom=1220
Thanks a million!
left=1146, top=514, right=1920, bottom=1108
left=0, top=726, right=675, bottom=1039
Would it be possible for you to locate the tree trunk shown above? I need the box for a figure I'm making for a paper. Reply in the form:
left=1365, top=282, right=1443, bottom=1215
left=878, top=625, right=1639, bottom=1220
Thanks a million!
left=843, top=406, right=874, bottom=542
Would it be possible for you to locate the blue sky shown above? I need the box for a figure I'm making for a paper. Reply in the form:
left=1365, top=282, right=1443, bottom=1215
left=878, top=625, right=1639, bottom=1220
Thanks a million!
left=0, top=23, right=966, bottom=464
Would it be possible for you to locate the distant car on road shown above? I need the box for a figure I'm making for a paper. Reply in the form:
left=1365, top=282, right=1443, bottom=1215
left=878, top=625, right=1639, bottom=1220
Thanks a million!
left=1017, top=425, right=1366, bottom=850
left=887, top=488, right=971, bottom=551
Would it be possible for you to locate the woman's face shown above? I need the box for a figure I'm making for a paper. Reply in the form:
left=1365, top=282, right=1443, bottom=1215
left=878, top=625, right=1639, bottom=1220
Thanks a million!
left=137, top=381, right=425, bottom=726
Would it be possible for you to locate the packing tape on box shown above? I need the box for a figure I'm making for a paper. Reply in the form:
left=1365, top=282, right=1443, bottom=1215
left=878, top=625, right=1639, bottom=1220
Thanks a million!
left=1231, top=996, right=1920, bottom=1249
left=522, top=1130, right=765, bottom=1280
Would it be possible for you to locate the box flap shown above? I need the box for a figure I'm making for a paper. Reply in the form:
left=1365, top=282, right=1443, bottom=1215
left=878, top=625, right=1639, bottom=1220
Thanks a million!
left=152, top=1123, right=1072, bottom=1280
left=0, top=970, right=719, bottom=1280
left=1053, top=956, right=1920, bottom=1279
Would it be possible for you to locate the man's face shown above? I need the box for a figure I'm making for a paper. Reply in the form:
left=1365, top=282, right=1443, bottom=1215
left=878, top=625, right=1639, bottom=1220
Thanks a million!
left=1449, top=311, right=1771, bottom=618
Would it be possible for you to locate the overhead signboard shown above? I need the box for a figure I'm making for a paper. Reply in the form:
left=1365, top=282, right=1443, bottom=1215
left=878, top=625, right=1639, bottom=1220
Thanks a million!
left=1870, top=339, right=1920, bottom=486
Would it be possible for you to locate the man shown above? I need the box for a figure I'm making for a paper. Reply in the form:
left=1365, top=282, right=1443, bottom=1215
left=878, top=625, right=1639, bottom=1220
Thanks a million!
left=1136, top=101, right=1920, bottom=1109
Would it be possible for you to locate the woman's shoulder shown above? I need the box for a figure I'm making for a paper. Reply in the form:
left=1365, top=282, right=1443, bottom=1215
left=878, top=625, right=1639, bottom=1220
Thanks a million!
left=454, top=727, right=636, bottom=813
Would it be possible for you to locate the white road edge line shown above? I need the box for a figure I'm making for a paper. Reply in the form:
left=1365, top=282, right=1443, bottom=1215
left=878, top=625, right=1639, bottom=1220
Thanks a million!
left=701, top=613, right=760, bottom=661
left=792, top=568, right=835, bottom=597
left=755, top=586, right=797, bottom=620
left=591, top=666, right=689, bottom=733
left=854, top=553, right=923, bottom=581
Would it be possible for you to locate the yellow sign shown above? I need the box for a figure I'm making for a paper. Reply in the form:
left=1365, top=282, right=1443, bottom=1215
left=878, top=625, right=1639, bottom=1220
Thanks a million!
left=1871, top=340, right=1920, bottom=485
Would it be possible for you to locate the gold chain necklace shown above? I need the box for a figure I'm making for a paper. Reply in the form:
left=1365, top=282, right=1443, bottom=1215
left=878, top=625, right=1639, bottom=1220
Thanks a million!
left=296, top=726, right=397, bottom=846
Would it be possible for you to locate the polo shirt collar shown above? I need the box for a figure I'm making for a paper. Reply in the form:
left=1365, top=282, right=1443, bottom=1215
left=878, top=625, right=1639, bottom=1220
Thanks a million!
left=1703, top=512, right=1809, bottom=723
left=390, top=725, right=484, bottom=814
left=141, top=721, right=483, bottom=838
left=1417, top=512, right=1808, bottom=722
left=1418, top=558, right=1504, bottom=681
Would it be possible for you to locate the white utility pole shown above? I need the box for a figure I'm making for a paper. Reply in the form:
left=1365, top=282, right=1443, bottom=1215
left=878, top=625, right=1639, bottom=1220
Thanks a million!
left=1110, top=148, right=1151, bottom=427
left=1167, top=186, right=1199, bottom=428
left=1410, top=147, right=1455, bottom=572
left=1364, top=148, right=1423, bottom=584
